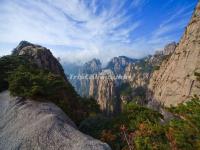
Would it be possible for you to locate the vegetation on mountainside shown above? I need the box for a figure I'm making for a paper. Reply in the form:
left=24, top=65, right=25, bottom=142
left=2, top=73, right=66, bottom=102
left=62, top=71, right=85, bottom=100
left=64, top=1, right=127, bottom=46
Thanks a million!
left=0, top=55, right=99, bottom=125
left=194, top=71, right=200, bottom=81
left=0, top=55, right=29, bottom=92
left=120, top=83, right=132, bottom=96
left=153, top=65, right=160, bottom=71
left=79, top=97, right=200, bottom=150
left=119, top=83, right=147, bottom=105
left=135, top=59, right=153, bottom=73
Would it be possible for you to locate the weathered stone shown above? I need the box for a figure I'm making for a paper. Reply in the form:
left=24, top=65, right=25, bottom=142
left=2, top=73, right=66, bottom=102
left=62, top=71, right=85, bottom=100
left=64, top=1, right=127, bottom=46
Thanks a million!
left=15, top=41, right=66, bottom=80
left=0, top=91, right=111, bottom=150
left=148, top=2, right=200, bottom=106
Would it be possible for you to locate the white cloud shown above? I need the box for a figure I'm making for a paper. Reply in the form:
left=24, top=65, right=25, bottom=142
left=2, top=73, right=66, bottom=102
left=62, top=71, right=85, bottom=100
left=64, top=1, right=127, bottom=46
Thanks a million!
left=0, top=0, right=146, bottom=63
left=0, top=0, right=195, bottom=64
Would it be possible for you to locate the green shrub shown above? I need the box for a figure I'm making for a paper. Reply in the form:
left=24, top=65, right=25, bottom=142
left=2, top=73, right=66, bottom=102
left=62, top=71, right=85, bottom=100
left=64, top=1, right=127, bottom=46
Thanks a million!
left=79, top=115, right=112, bottom=138
left=119, top=83, right=132, bottom=96
left=80, top=98, right=200, bottom=150
left=153, top=65, right=160, bottom=71
left=0, top=55, right=29, bottom=92
left=194, top=72, right=200, bottom=81
left=8, top=65, right=67, bottom=100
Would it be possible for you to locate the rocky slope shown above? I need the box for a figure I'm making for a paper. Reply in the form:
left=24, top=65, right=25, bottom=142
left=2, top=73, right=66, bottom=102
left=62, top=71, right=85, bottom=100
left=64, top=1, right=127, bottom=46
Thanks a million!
left=148, top=2, right=200, bottom=106
left=0, top=91, right=110, bottom=150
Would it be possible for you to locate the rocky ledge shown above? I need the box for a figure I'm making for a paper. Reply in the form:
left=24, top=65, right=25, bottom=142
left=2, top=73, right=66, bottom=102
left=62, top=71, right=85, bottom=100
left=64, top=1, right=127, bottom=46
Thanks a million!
left=0, top=91, right=110, bottom=150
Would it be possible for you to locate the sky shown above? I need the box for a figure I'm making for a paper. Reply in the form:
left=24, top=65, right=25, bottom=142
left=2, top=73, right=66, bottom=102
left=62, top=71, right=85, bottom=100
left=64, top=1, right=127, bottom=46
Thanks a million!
left=0, top=0, right=198, bottom=64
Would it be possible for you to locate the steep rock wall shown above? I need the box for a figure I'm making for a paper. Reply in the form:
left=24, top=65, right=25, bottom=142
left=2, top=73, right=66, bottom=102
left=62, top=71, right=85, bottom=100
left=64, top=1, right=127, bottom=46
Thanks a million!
left=148, top=2, right=200, bottom=106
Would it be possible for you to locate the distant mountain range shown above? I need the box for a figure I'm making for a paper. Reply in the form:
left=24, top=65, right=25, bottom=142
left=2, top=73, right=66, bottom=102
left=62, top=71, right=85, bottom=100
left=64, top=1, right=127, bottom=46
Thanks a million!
left=67, top=42, right=177, bottom=115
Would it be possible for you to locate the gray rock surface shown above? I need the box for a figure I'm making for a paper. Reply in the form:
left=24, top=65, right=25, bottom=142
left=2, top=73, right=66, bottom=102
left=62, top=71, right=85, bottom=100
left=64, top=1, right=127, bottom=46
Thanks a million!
left=148, top=2, right=200, bottom=106
left=14, top=41, right=66, bottom=80
left=0, top=91, right=111, bottom=150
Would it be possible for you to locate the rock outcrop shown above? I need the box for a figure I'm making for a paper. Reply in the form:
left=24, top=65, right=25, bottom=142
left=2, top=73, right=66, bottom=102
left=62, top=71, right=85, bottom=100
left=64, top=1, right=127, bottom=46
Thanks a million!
left=106, top=56, right=137, bottom=75
left=89, top=70, right=120, bottom=116
left=80, top=58, right=102, bottom=74
left=148, top=2, right=200, bottom=106
left=163, top=42, right=176, bottom=56
left=14, top=41, right=66, bottom=79
left=0, top=91, right=110, bottom=150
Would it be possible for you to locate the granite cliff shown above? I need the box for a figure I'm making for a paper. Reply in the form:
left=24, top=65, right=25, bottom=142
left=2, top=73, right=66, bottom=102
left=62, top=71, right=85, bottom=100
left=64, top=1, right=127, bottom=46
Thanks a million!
left=148, top=2, right=200, bottom=106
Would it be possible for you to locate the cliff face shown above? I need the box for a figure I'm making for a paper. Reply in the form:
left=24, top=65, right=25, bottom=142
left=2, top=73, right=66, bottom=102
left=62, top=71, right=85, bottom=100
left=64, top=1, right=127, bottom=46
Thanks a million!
left=148, top=2, right=200, bottom=106
left=0, top=91, right=110, bottom=150
left=70, top=53, right=168, bottom=115
left=89, top=70, right=120, bottom=116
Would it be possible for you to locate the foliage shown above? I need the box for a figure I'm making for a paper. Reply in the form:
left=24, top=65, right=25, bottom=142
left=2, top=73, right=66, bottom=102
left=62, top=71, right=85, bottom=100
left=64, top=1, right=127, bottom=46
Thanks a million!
left=79, top=97, right=100, bottom=117
left=136, top=59, right=153, bottom=73
left=134, top=122, right=169, bottom=150
left=153, top=65, right=160, bottom=71
left=120, top=83, right=132, bottom=96
left=0, top=55, right=29, bottom=92
left=0, top=55, right=99, bottom=125
left=131, top=86, right=147, bottom=105
left=166, top=96, right=200, bottom=149
left=8, top=65, right=67, bottom=100
left=119, top=83, right=147, bottom=105
left=79, top=102, right=164, bottom=150
left=80, top=98, right=200, bottom=150
left=79, top=115, right=112, bottom=138
left=194, top=72, right=200, bottom=81
left=8, top=64, right=101, bottom=125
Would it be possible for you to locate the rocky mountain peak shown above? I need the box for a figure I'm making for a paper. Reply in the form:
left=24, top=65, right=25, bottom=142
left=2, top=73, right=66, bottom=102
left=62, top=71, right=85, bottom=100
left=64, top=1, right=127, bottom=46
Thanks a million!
left=106, top=56, right=136, bottom=75
left=80, top=58, right=102, bottom=74
left=14, top=41, right=34, bottom=52
left=14, top=41, right=66, bottom=79
left=163, top=42, right=177, bottom=55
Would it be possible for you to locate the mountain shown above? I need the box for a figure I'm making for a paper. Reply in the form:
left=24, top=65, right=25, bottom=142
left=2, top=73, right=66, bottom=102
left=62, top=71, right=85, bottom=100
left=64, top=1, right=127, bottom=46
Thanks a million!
left=13, top=41, right=66, bottom=78
left=106, top=56, right=137, bottom=75
left=0, top=41, right=110, bottom=150
left=69, top=56, right=138, bottom=115
left=80, top=58, right=102, bottom=74
left=69, top=54, right=167, bottom=115
left=148, top=2, right=200, bottom=106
